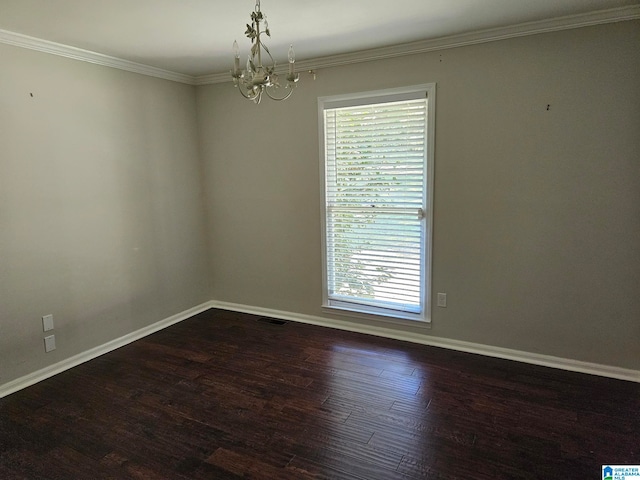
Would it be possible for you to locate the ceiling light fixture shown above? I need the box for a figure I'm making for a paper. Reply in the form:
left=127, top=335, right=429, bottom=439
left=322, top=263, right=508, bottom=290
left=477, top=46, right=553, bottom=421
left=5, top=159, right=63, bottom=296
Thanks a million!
left=231, top=0, right=299, bottom=104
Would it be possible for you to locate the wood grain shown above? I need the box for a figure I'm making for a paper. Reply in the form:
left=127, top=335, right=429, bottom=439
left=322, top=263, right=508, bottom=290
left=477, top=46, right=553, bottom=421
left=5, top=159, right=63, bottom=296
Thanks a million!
left=1, top=308, right=638, bottom=479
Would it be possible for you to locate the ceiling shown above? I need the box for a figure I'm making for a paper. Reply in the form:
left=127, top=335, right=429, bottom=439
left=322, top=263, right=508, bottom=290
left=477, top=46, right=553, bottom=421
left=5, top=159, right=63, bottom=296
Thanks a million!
left=0, top=0, right=638, bottom=78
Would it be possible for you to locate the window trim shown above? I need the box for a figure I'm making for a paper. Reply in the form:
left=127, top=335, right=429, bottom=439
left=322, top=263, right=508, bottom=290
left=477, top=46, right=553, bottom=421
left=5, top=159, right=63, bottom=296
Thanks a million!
left=318, top=83, right=436, bottom=324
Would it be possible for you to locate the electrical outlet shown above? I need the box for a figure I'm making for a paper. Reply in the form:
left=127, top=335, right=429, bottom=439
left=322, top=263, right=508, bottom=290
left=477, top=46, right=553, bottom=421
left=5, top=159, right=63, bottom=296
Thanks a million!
left=44, top=335, right=56, bottom=352
left=437, top=293, right=447, bottom=308
left=42, top=314, right=54, bottom=332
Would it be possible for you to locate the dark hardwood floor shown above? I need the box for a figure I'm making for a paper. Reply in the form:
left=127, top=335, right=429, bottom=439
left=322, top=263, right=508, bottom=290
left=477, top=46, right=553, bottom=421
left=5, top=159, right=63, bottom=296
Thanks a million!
left=1, top=308, right=638, bottom=479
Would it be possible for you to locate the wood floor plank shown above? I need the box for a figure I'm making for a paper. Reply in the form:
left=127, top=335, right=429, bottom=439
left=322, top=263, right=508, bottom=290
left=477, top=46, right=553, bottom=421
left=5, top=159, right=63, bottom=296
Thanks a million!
left=206, top=447, right=304, bottom=480
left=1, top=308, right=638, bottom=479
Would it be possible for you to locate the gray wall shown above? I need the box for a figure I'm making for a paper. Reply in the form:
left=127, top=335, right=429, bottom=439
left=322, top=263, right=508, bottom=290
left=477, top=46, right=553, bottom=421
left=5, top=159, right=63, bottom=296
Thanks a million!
left=0, top=44, right=212, bottom=384
left=198, top=21, right=640, bottom=370
left=1, top=20, right=638, bottom=388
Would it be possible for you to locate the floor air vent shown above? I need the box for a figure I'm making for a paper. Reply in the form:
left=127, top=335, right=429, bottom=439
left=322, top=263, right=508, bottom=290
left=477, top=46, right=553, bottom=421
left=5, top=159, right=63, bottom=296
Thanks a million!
left=257, top=317, right=288, bottom=326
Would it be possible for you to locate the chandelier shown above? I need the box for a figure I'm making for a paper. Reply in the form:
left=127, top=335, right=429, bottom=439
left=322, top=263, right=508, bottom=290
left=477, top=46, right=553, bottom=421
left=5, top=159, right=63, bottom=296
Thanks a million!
left=231, top=0, right=299, bottom=103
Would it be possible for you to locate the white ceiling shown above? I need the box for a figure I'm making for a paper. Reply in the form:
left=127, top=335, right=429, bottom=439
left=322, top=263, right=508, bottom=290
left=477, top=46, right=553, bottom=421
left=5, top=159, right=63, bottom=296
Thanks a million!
left=0, top=0, right=638, bottom=78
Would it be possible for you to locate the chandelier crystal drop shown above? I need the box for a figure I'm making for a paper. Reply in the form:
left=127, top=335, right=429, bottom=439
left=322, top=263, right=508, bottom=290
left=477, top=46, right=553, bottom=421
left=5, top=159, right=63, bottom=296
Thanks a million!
left=231, top=0, right=299, bottom=104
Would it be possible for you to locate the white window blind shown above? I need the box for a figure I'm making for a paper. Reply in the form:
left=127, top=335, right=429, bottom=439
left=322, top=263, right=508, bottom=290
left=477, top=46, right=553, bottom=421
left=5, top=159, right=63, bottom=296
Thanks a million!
left=320, top=85, right=434, bottom=322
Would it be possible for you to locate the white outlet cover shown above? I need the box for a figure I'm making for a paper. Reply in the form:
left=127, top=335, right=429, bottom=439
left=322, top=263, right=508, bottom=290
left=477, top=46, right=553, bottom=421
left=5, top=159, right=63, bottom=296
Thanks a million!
left=42, top=314, right=54, bottom=332
left=437, top=293, right=447, bottom=308
left=44, top=335, right=56, bottom=352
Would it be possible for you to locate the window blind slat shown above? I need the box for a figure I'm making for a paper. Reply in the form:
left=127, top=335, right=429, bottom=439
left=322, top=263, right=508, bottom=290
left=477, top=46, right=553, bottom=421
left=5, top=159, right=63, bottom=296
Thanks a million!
left=324, top=97, right=427, bottom=313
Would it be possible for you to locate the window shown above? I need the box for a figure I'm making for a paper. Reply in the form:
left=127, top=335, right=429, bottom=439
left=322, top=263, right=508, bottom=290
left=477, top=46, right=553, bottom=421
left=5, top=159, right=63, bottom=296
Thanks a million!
left=319, top=84, right=435, bottom=323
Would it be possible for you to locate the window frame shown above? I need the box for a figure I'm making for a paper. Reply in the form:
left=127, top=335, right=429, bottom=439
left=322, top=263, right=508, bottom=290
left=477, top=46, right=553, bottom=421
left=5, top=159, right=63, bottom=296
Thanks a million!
left=318, top=84, right=436, bottom=324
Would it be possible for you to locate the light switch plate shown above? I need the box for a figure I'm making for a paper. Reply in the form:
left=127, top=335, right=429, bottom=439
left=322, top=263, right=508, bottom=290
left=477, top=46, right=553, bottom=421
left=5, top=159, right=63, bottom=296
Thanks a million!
left=44, top=335, right=56, bottom=352
left=42, top=314, right=54, bottom=332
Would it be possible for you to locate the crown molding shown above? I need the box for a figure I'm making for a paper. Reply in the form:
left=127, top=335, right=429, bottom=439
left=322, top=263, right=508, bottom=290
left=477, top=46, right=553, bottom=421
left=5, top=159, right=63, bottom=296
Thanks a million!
left=196, top=4, right=640, bottom=85
left=2, top=5, right=638, bottom=86
left=0, top=29, right=197, bottom=85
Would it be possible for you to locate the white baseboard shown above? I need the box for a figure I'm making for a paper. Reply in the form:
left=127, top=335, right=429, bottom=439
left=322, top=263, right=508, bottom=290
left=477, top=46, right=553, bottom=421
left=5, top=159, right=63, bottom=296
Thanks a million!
left=0, top=302, right=212, bottom=399
left=209, top=300, right=640, bottom=383
left=3, top=299, right=637, bottom=399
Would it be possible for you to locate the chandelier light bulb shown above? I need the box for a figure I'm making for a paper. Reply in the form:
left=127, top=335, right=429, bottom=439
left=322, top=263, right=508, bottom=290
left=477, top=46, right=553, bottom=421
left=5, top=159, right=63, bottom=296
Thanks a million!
left=288, top=45, right=295, bottom=75
left=232, top=40, right=240, bottom=75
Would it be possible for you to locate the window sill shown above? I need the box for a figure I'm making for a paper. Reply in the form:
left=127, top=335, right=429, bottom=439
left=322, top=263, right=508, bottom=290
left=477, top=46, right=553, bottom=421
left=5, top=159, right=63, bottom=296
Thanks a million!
left=322, top=303, right=431, bottom=329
